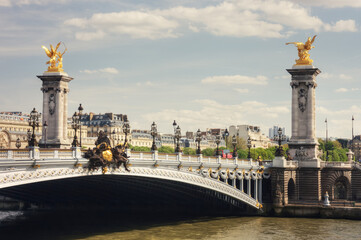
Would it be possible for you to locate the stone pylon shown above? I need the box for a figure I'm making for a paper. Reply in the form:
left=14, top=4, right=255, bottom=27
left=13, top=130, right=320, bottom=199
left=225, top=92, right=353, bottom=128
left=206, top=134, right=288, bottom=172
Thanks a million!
left=287, top=66, right=321, bottom=167
left=38, top=72, right=73, bottom=148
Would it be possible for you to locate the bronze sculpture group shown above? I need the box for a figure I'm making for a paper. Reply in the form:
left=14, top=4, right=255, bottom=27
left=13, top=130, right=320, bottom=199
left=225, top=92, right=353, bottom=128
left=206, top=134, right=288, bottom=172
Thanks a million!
left=84, top=130, right=130, bottom=174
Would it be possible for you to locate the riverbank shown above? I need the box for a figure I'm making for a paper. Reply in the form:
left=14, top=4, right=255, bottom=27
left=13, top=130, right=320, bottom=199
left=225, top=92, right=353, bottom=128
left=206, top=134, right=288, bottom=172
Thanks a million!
left=263, top=203, right=361, bottom=220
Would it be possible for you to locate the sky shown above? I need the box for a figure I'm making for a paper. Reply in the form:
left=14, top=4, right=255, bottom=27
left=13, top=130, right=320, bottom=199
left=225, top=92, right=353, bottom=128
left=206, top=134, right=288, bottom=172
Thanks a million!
left=0, top=0, right=360, bottom=138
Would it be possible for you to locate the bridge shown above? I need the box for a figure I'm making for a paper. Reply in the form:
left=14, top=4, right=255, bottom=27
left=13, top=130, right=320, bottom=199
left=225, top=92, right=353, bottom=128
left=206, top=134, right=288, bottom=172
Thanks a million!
left=0, top=148, right=270, bottom=211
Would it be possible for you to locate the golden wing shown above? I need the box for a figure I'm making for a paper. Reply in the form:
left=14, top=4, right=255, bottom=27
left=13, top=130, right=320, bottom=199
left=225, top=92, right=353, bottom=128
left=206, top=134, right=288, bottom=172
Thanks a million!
left=310, top=35, right=317, bottom=44
left=55, top=42, right=61, bottom=51
left=41, top=46, right=52, bottom=58
left=286, top=42, right=303, bottom=46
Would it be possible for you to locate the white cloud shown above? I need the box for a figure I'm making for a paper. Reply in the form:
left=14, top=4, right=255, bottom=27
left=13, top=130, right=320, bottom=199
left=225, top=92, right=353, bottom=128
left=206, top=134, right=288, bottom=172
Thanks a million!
left=201, top=75, right=268, bottom=85
left=324, top=20, right=358, bottom=32
left=235, top=88, right=249, bottom=93
left=0, top=0, right=11, bottom=7
left=335, top=87, right=360, bottom=93
left=142, top=99, right=289, bottom=133
left=64, top=0, right=358, bottom=41
left=65, top=11, right=179, bottom=40
left=335, top=88, right=348, bottom=93
left=319, top=73, right=353, bottom=80
left=80, top=67, right=119, bottom=74
left=0, top=0, right=68, bottom=7
left=292, top=0, right=361, bottom=8
left=136, top=81, right=155, bottom=87
left=339, top=74, right=353, bottom=80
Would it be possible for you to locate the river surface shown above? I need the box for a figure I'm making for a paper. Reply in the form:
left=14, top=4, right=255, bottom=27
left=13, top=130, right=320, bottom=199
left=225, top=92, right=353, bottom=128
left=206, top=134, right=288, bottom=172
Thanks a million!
left=0, top=211, right=360, bottom=240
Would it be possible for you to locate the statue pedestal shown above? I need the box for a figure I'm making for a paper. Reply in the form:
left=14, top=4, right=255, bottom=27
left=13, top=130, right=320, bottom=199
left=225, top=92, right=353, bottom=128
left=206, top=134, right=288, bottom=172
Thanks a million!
left=38, top=72, right=73, bottom=149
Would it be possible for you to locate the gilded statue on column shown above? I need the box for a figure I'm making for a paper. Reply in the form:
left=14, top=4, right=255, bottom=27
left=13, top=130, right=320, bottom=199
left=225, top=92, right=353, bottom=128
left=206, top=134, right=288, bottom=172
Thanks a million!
left=286, top=35, right=316, bottom=65
left=41, top=42, right=67, bottom=72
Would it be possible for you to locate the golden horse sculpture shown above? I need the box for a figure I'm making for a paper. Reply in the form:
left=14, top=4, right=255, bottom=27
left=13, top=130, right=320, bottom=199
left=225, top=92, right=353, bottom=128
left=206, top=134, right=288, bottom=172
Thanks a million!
left=42, top=42, right=67, bottom=72
left=286, top=35, right=316, bottom=65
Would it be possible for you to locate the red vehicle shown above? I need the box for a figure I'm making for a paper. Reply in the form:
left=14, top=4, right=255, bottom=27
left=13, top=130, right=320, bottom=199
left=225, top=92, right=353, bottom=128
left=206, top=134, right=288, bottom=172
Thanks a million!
left=220, top=149, right=233, bottom=159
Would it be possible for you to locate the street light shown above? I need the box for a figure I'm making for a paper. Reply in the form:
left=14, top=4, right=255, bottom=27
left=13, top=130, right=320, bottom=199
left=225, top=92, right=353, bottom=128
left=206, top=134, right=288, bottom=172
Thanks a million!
left=215, top=134, right=221, bottom=157
left=175, top=125, right=181, bottom=153
left=232, top=135, right=237, bottom=158
left=43, top=121, right=48, bottom=148
left=247, top=136, right=252, bottom=159
left=28, top=108, right=40, bottom=147
left=71, top=112, right=80, bottom=147
left=151, top=122, right=157, bottom=151
left=123, top=116, right=130, bottom=149
left=196, top=129, right=202, bottom=155
left=173, top=120, right=177, bottom=150
left=27, top=129, right=31, bottom=147
left=78, top=104, right=83, bottom=148
left=15, top=138, right=21, bottom=149
left=224, top=128, right=229, bottom=148
left=275, top=127, right=286, bottom=157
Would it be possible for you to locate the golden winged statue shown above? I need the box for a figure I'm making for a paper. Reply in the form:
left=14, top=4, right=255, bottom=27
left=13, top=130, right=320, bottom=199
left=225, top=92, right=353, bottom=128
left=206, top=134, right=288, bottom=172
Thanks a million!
left=41, top=42, right=67, bottom=72
left=286, top=35, right=316, bottom=65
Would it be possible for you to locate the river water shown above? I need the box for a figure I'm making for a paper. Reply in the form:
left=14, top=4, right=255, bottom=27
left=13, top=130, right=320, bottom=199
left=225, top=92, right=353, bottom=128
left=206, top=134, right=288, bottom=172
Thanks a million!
left=0, top=211, right=360, bottom=240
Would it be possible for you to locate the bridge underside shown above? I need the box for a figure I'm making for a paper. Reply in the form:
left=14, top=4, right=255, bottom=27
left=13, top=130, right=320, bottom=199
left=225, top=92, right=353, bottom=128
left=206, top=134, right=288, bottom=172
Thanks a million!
left=0, top=175, right=253, bottom=215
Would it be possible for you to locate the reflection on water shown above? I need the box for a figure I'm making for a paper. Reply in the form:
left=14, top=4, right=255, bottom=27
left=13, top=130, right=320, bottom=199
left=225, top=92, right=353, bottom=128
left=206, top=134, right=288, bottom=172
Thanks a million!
left=0, top=211, right=360, bottom=240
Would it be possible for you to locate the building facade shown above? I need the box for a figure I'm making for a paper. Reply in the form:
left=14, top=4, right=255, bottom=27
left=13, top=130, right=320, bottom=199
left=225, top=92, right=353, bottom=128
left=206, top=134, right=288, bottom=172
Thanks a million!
left=229, top=124, right=271, bottom=148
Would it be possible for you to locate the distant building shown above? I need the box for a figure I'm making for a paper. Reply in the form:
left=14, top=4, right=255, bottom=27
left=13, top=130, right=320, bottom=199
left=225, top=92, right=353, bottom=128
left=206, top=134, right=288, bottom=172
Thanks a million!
left=80, top=112, right=130, bottom=148
left=131, top=130, right=152, bottom=148
left=351, top=135, right=361, bottom=162
left=229, top=124, right=271, bottom=148
left=0, top=112, right=37, bottom=149
left=269, top=126, right=286, bottom=139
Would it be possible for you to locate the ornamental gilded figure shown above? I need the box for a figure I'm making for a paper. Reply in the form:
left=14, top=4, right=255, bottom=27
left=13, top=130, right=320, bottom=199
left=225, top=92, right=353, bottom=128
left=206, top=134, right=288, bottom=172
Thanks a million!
left=42, top=42, right=67, bottom=72
left=286, top=35, right=316, bottom=65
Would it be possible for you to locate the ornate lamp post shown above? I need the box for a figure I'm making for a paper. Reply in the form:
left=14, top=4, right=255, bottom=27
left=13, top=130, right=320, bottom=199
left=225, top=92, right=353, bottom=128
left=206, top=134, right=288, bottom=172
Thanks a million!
left=151, top=122, right=157, bottom=151
left=173, top=120, right=177, bottom=150
left=196, top=129, right=202, bottom=155
left=224, top=128, right=229, bottom=146
left=215, top=134, right=221, bottom=157
left=232, top=135, right=237, bottom=158
left=123, top=116, right=130, bottom=149
left=27, top=129, right=31, bottom=147
left=15, top=138, right=21, bottom=149
left=28, top=108, right=40, bottom=147
left=275, top=127, right=286, bottom=157
left=78, top=104, right=83, bottom=148
left=175, top=125, right=181, bottom=153
left=43, top=121, right=48, bottom=148
left=247, top=136, right=252, bottom=159
left=71, top=112, right=80, bottom=147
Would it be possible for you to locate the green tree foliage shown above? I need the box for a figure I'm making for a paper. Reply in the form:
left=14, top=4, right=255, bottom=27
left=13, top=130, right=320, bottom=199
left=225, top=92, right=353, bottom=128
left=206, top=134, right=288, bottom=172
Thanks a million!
left=202, top=148, right=215, bottom=156
left=318, top=139, right=348, bottom=161
left=131, top=146, right=151, bottom=152
left=158, top=146, right=174, bottom=154
left=237, top=149, right=248, bottom=159
left=183, top=147, right=196, bottom=155
left=225, top=136, right=247, bottom=150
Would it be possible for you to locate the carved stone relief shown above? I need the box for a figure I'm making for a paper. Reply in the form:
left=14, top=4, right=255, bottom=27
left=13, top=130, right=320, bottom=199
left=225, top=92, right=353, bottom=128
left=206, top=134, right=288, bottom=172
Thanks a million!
left=295, top=147, right=309, bottom=160
left=0, top=131, right=10, bottom=149
left=49, top=93, right=56, bottom=115
left=298, top=87, right=308, bottom=112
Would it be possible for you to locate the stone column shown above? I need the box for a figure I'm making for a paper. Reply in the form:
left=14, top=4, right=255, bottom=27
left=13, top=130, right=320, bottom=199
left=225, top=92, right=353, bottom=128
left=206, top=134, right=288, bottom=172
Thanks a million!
left=287, top=66, right=321, bottom=166
left=38, top=72, right=73, bottom=149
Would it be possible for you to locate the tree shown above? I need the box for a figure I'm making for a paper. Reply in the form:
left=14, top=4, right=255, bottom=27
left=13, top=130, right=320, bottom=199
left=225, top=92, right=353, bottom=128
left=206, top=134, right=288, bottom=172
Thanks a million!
left=183, top=147, right=196, bottom=155
left=131, top=146, right=151, bottom=152
left=158, top=146, right=174, bottom=154
left=225, top=136, right=247, bottom=150
left=202, top=148, right=215, bottom=156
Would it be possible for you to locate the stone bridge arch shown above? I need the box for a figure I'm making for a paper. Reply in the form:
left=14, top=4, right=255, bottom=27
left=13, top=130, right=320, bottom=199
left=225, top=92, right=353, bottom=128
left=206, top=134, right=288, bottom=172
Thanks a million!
left=0, top=166, right=262, bottom=210
left=322, top=170, right=352, bottom=200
